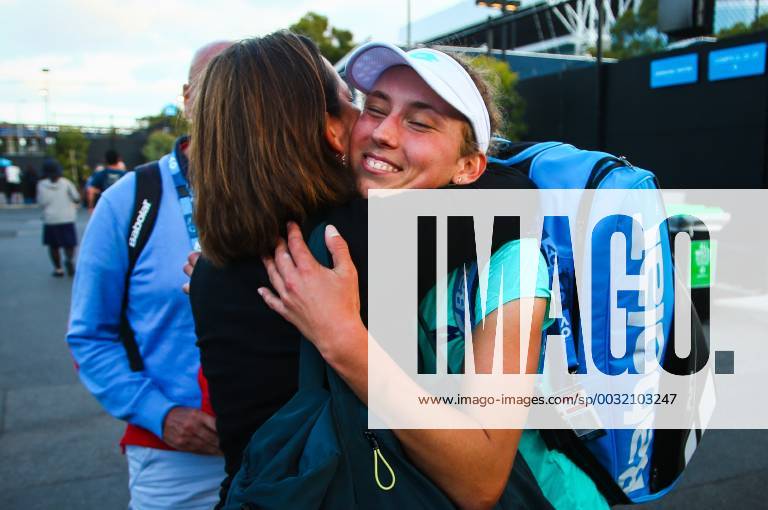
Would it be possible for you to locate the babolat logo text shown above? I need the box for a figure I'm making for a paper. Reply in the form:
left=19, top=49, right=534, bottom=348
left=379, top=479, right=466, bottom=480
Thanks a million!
left=128, top=199, right=152, bottom=248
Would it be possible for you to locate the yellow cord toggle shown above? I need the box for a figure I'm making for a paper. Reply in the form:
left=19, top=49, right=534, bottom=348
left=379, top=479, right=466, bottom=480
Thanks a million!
left=373, top=447, right=396, bottom=491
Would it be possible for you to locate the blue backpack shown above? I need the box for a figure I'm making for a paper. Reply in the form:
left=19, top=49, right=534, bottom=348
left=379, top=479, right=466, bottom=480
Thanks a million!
left=485, top=140, right=708, bottom=505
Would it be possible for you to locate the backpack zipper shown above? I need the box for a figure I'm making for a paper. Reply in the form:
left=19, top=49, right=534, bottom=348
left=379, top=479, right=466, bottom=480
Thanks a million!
left=364, top=430, right=396, bottom=491
left=618, top=155, right=634, bottom=169
left=586, top=156, right=630, bottom=189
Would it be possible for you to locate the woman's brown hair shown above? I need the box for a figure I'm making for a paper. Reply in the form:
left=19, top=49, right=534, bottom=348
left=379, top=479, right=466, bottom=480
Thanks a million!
left=443, top=52, right=501, bottom=157
left=191, top=31, right=357, bottom=266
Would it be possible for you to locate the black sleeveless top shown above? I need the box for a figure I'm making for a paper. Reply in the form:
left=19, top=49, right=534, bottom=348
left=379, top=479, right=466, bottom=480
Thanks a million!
left=190, top=199, right=368, bottom=503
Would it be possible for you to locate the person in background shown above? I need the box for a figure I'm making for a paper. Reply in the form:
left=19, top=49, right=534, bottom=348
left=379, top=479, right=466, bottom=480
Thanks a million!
left=22, top=164, right=39, bottom=204
left=66, top=40, right=231, bottom=510
left=37, top=159, right=79, bottom=276
left=87, top=149, right=125, bottom=211
left=4, top=164, right=22, bottom=204
left=79, top=172, right=92, bottom=210
left=0, top=162, right=6, bottom=201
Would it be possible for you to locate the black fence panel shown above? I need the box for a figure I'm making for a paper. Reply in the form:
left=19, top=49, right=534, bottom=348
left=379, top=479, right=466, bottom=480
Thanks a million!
left=87, top=130, right=149, bottom=171
left=517, top=30, right=768, bottom=189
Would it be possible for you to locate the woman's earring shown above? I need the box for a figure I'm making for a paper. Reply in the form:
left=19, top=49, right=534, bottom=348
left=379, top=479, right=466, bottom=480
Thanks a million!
left=337, top=153, right=348, bottom=166
left=455, top=176, right=463, bottom=184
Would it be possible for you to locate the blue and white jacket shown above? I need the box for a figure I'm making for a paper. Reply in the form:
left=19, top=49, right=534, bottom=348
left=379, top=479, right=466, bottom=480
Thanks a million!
left=67, top=138, right=200, bottom=438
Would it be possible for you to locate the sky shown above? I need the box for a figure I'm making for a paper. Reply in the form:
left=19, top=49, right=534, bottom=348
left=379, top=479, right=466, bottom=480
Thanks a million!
left=0, top=0, right=500, bottom=128
left=5, top=0, right=754, bottom=129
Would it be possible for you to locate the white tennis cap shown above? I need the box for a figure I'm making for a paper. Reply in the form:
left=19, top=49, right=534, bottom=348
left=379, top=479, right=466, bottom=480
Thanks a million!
left=345, top=42, right=491, bottom=154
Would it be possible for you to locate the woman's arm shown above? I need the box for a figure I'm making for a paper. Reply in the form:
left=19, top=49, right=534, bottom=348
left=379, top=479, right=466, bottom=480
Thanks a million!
left=68, top=179, right=81, bottom=204
left=260, top=223, right=547, bottom=510
left=36, top=182, right=49, bottom=207
left=393, top=298, right=546, bottom=510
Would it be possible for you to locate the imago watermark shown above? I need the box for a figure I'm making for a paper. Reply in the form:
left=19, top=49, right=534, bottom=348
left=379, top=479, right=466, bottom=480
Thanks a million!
left=367, top=189, right=767, bottom=432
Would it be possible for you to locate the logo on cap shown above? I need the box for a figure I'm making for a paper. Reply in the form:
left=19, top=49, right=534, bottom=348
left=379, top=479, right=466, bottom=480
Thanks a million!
left=410, top=51, right=439, bottom=62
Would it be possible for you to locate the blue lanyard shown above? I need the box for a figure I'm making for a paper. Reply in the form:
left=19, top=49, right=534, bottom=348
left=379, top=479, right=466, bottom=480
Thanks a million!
left=161, top=145, right=199, bottom=251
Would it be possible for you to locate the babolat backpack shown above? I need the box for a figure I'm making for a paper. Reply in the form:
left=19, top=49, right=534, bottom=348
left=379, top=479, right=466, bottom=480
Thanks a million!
left=484, top=140, right=710, bottom=505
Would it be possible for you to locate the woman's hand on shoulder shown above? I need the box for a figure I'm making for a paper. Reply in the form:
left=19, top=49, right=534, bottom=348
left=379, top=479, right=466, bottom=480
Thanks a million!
left=259, top=222, right=365, bottom=360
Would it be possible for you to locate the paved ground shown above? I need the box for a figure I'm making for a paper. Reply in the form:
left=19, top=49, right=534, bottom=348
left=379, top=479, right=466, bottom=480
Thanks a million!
left=0, top=206, right=128, bottom=509
left=0, top=205, right=766, bottom=509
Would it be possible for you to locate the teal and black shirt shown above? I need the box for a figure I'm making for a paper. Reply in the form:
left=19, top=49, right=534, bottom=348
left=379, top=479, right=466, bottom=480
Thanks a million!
left=415, top=163, right=610, bottom=510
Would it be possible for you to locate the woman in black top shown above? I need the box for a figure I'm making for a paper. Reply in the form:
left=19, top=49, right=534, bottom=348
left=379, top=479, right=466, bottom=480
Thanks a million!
left=189, top=33, right=361, bottom=503
left=191, top=201, right=368, bottom=494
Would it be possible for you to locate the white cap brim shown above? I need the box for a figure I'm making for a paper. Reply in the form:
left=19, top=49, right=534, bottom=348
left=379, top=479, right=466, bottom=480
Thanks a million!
left=345, top=42, right=491, bottom=154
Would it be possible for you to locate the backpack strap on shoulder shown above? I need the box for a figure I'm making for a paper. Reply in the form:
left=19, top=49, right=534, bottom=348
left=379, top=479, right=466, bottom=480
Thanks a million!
left=298, top=223, right=331, bottom=390
left=120, top=161, right=162, bottom=372
left=539, top=428, right=632, bottom=506
left=487, top=140, right=563, bottom=167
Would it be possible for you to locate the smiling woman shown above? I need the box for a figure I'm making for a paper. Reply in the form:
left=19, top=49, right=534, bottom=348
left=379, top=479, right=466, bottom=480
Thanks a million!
left=255, top=42, right=610, bottom=510
left=348, top=47, right=500, bottom=195
left=252, top=42, right=555, bottom=510
left=353, top=66, right=478, bottom=190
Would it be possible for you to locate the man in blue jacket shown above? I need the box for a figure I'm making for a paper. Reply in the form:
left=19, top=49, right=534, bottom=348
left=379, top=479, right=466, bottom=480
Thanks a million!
left=67, top=40, right=231, bottom=510
left=86, top=149, right=126, bottom=211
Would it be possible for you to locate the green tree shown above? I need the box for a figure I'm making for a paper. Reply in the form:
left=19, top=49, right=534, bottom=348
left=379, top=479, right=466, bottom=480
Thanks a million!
left=142, top=129, right=177, bottom=162
left=590, top=0, right=666, bottom=60
left=49, top=126, right=91, bottom=184
left=469, top=55, right=526, bottom=141
left=138, top=105, right=189, bottom=138
left=289, top=12, right=356, bottom=63
left=139, top=105, right=188, bottom=162
left=718, top=13, right=768, bottom=39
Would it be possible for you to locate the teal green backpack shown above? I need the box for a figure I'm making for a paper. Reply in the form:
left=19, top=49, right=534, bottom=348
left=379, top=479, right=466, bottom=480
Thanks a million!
left=222, top=224, right=554, bottom=510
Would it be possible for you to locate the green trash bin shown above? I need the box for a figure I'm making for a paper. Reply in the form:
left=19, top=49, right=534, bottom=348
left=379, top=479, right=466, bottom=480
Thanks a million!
left=666, top=204, right=724, bottom=322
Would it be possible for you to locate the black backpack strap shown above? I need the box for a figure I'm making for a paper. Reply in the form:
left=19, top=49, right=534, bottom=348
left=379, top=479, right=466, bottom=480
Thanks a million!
left=539, top=428, right=632, bottom=506
left=120, top=162, right=162, bottom=371
left=649, top=271, right=710, bottom=492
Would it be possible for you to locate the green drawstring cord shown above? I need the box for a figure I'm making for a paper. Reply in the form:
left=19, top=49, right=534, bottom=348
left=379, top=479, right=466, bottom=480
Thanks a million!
left=373, top=447, right=396, bottom=491
left=365, top=431, right=396, bottom=491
